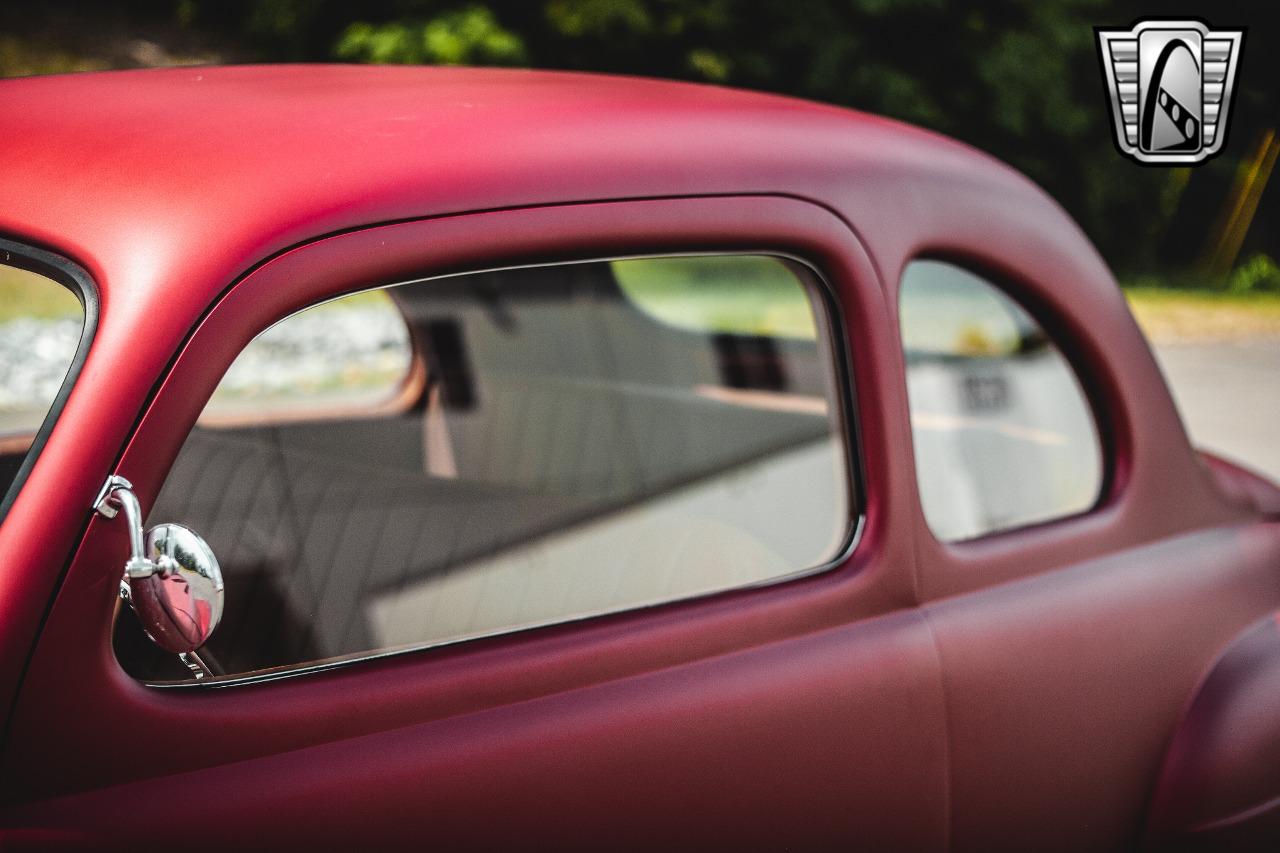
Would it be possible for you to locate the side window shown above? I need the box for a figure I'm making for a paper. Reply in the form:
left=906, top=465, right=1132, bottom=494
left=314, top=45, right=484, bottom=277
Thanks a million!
left=0, top=260, right=87, bottom=514
left=900, top=260, right=1103, bottom=541
left=115, top=255, right=852, bottom=681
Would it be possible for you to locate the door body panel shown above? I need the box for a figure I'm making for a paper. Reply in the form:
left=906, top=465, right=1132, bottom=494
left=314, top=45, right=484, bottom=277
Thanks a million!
left=926, top=523, right=1280, bottom=851
left=8, top=610, right=949, bottom=849
left=3, top=196, right=955, bottom=845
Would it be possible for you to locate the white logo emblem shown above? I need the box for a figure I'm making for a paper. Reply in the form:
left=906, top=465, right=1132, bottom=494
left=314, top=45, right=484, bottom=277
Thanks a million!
left=1096, top=19, right=1244, bottom=165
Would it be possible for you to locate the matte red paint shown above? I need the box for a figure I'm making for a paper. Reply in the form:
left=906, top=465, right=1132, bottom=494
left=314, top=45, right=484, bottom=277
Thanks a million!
left=1145, top=611, right=1280, bottom=849
left=0, top=66, right=1275, bottom=849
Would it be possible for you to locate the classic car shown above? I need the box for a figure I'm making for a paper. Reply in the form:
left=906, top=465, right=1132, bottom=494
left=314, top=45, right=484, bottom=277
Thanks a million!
left=0, top=65, right=1277, bottom=850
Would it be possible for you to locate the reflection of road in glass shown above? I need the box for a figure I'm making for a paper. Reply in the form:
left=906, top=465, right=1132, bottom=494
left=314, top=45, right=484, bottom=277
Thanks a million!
left=0, top=305, right=412, bottom=433
left=209, top=301, right=412, bottom=410
left=0, top=317, right=81, bottom=433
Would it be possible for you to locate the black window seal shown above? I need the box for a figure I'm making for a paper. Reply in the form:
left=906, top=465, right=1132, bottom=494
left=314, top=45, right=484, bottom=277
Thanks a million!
left=0, top=236, right=100, bottom=525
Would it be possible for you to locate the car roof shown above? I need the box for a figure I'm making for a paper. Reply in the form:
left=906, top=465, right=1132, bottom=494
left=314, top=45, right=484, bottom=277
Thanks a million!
left=5, top=66, right=1197, bottom=626
left=0, top=65, right=1023, bottom=306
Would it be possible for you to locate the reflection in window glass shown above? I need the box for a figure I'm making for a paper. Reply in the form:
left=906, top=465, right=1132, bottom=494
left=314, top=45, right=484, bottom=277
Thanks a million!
left=201, top=290, right=415, bottom=423
left=117, top=256, right=851, bottom=681
left=0, top=263, right=84, bottom=502
left=616, top=255, right=818, bottom=339
left=900, top=260, right=1102, bottom=541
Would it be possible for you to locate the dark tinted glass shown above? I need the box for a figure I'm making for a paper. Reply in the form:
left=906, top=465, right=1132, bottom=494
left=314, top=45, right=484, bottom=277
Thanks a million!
left=117, top=256, right=851, bottom=681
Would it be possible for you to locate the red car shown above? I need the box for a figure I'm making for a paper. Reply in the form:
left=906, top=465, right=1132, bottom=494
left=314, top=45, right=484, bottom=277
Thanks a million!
left=0, top=66, right=1277, bottom=850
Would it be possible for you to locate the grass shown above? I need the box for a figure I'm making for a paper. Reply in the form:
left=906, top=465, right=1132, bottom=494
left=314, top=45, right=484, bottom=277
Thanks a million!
left=614, top=256, right=818, bottom=339
left=1123, top=287, right=1280, bottom=344
left=618, top=257, right=1280, bottom=346
left=0, top=34, right=110, bottom=78
left=0, top=266, right=81, bottom=322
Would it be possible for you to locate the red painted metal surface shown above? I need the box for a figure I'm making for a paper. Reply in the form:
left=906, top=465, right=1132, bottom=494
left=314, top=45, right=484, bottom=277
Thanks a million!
left=0, top=66, right=1275, bottom=849
left=1145, top=611, right=1280, bottom=848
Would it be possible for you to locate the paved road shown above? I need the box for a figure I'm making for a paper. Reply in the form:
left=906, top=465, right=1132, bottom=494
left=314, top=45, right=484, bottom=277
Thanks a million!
left=1154, top=340, right=1280, bottom=483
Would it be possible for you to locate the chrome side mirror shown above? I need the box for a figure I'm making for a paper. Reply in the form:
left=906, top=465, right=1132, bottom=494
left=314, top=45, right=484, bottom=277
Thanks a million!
left=95, top=476, right=224, bottom=678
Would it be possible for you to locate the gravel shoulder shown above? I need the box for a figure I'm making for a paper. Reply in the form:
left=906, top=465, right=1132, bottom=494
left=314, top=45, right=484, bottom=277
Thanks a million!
left=1126, top=288, right=1280, bottom=343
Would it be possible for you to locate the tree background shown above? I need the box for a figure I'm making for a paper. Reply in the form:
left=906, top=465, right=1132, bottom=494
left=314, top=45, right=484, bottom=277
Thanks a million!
left=2, top=0, right=1275, bottom=289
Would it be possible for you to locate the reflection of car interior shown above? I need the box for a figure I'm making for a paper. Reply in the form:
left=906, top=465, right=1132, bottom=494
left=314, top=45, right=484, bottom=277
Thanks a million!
left=115, top=260, right=848, bottom=680
left=907, top=343, right=1094, bottom=540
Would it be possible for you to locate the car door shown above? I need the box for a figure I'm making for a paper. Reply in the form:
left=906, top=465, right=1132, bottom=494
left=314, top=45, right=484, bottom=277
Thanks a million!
left=1, top=196, right=953, bottom=849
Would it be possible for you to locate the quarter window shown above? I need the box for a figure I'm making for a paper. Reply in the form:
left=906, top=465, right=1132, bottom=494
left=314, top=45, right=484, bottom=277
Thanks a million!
left=115, top=255, right=852, bottom=681
left=900, top=260, right=1103, bottom=541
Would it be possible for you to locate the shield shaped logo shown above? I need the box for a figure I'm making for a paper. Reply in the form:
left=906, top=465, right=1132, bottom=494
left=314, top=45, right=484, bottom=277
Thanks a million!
left=1096, top=20, right=1245, bottom=165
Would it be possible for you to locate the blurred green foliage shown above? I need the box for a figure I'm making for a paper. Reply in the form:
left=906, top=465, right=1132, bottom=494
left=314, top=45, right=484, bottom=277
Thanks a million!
left=336, top=7, right=526, bottom=65
left=615, top=255, right=818, bottom=339
left=1229, top=253, right=1280, bottom=294
left=1, top=0, right=1275, bottom=283
left=0, top=266, right=82, bottom=323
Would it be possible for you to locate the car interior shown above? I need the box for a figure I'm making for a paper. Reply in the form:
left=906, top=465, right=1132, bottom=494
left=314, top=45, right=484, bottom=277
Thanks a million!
left=112, top=257, right=851, bottom=681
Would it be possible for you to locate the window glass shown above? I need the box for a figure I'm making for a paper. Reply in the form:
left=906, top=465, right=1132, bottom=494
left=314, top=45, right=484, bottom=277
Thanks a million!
left=900, top=260, right=1103, bottom=541
left=0, top=262, right=84, bottom=503
left=616, top=255, right=818, bottom=339
left=116, top=255, right=851, bottom=681
left=200, top=289, right=415, bottom=424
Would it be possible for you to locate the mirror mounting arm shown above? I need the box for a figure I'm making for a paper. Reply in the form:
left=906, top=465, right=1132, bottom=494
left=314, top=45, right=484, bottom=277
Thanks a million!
left=92, top=474, right=225, bottom=680
left=94, top=475, right=160, bottom=588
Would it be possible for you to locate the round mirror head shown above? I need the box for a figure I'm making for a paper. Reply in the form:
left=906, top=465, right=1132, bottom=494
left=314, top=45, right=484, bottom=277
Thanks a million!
left=130, top=523, right=224, bottom=655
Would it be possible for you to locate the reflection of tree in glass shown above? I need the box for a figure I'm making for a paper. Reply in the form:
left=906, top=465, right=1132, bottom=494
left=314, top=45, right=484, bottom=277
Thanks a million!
left=614, top=256, right=818, bottom=340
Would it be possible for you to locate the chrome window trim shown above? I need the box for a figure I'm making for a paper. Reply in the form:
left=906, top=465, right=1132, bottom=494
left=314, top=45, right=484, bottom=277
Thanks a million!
left=137, top=250, right=865, bottom=690
left=0, top=236, right=100, bottom=525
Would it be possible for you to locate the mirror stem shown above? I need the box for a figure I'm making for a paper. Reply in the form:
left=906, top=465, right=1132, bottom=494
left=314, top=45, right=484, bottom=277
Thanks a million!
left=95, top=474, right=226, bottom=683
left=179, top=651, right=213, bottom=680
left=94, top=475, right=159, bottom=581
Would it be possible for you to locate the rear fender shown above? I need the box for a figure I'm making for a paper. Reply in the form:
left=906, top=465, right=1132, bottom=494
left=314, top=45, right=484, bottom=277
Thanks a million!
left=1145, top=611, right=1280, bottom=850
